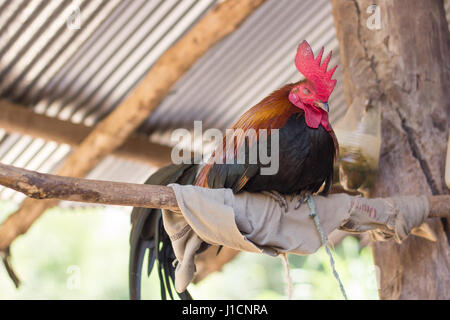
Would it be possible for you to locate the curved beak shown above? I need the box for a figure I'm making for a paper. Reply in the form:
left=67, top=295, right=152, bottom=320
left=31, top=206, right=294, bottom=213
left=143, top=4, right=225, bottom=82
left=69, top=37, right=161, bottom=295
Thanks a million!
left=314, top=101, right=329, bottom=112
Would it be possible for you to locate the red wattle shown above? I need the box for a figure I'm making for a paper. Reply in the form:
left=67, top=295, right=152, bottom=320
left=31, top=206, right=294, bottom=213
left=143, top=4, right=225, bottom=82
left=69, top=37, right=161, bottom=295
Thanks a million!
left=288, top=92, right=331, bottom=132
left=303, top=105, right=321, bottom=128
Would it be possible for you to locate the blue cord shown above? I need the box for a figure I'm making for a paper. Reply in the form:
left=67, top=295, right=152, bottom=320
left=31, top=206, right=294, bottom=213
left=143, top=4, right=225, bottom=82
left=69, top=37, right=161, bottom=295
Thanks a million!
left=307, top=195, right=348, bottom=300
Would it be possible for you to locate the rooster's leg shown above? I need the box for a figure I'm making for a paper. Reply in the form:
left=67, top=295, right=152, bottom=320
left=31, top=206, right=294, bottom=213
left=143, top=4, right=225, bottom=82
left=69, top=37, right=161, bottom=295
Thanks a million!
left=262, top=190, right=289, bottom=212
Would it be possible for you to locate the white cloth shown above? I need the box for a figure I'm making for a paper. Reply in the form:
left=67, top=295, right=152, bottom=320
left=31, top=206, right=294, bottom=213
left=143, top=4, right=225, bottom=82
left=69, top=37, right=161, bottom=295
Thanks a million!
left=162, top=184, right=430, bottom=292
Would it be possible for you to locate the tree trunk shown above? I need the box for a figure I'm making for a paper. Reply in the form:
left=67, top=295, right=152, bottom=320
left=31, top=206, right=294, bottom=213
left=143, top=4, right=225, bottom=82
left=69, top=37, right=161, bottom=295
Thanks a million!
left=331, top=0, right=450, bottom=299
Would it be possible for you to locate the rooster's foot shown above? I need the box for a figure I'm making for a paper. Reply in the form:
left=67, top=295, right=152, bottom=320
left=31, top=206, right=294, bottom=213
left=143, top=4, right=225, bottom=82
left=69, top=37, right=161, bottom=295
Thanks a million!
left=294, top=193, right=312, bottom=210
left=262, top=190, right=289, bottom=212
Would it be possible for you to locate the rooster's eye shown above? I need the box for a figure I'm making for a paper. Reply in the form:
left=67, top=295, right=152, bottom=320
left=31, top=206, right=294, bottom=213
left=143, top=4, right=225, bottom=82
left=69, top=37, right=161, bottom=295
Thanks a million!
left=302, top=87, right=311, bottom=95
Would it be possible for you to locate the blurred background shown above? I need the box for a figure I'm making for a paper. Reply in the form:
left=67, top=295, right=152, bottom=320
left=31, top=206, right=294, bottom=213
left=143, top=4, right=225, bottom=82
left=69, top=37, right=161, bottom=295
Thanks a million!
left=0, top=0, right=448, bottom=299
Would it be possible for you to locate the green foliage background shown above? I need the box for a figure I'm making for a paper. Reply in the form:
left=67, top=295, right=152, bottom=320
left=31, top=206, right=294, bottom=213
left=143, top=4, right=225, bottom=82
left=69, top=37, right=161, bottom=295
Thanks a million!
left=0, top=201, right=378, bottom=300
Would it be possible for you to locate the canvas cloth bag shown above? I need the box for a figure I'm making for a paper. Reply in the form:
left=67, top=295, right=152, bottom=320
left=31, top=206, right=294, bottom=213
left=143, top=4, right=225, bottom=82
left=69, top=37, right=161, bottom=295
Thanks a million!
left=162, top=184, right=430, bottom=293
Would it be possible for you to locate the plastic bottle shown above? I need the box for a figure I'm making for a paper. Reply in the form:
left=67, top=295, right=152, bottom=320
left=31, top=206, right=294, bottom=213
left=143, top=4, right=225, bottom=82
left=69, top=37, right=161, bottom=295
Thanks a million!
left=334, top=96, right=381, bottom=196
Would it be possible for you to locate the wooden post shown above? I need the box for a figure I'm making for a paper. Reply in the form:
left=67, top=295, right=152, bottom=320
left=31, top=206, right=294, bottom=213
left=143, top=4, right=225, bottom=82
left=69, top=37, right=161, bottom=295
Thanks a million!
left=0, top=0, right=266, bottom=252
left=331, top=0, right=450, bottom=299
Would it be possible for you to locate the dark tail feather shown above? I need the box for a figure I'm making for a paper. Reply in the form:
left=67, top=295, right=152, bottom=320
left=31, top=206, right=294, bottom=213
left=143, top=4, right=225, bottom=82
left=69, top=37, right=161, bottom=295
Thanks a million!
left=129, top=238, right=153, bottom=300
left=154, top=212, right=168, bottom=300
left=129, top=206, right=158, bottom=300
left=129, top=163, right=199, bottom=300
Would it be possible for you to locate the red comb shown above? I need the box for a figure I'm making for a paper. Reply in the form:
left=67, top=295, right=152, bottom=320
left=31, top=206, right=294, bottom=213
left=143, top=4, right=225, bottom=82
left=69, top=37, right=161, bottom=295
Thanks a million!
left=295, top=40, right=337, bottom=102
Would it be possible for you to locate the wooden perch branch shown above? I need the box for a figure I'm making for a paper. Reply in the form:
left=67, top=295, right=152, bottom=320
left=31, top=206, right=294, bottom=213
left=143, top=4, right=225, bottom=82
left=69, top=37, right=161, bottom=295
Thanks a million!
left=0, top=163, right=449, bottom=217
left=0, top=163, right=178, bottom=212
left=0, top=162, right=449, bottom=220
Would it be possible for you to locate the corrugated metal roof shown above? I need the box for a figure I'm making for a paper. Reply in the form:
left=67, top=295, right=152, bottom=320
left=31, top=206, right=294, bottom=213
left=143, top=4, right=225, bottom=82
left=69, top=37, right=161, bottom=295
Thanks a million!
left=1, top=0, right=448, bottom=204
left=0, top=0, right=217, bottom=203
left=144, top=0, right=346, bottom=143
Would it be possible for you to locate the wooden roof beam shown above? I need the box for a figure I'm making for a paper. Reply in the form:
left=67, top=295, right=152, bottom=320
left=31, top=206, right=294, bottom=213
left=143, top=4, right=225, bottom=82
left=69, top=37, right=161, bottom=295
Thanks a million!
left=0, top=99, right=172, bottom=167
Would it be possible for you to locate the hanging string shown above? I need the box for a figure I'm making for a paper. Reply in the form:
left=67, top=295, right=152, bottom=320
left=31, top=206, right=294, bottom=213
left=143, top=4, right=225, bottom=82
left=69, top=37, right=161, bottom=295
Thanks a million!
left=280, top=252, right=293, bottom=299
left=307, top=195, right=348, bottom=300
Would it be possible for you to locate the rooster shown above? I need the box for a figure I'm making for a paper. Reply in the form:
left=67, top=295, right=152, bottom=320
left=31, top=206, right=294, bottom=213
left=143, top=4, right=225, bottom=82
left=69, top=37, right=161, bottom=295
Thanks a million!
left=129, top=40, right=339, bottom=299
